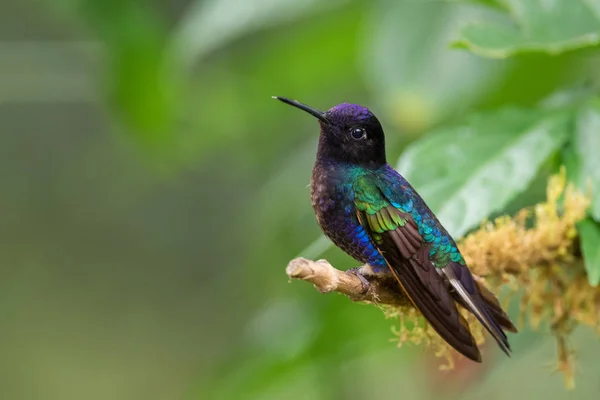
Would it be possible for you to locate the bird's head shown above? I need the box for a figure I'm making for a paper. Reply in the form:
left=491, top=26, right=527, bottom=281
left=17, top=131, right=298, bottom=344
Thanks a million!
left=274, top=97, right=386, bottom=166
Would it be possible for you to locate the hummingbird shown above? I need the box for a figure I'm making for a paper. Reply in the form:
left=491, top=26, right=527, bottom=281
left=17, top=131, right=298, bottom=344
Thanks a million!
left=274, top=96, right=516, bottom=362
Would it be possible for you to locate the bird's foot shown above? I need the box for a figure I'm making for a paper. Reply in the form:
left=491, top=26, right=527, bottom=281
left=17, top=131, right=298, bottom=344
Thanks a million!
left=345, top=267, right=370, bottom=294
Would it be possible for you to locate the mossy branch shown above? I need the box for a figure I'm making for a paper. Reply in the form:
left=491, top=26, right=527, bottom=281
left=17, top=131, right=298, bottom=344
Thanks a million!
left=286, top=258, right=411, bottom=307
left=285, top=170, right=598, bottom=388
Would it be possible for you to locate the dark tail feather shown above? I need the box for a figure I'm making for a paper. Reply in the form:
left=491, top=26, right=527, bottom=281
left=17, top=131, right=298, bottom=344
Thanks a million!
left=444, top=263, right=514, bottom=357
left=451, top=288, right=512, bottom=356
left=475, top=280, right=518, bottom=333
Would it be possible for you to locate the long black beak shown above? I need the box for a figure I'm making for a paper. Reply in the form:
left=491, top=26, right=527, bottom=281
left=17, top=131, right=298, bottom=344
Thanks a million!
left=272, top=96, right=330, bottom=124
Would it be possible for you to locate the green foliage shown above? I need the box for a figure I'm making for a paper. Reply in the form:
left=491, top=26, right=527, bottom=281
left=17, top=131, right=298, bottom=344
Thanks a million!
left=577, top=217, right=600, bottom=286
left=390, top=0, right=600, bottom=288
left=396, top=108, right=570, bottom=237
left=453, top=0, right=600, bottom=58
left=565, top=99, right=600, bottom=220
left=441, top=0, right=600, bottom=287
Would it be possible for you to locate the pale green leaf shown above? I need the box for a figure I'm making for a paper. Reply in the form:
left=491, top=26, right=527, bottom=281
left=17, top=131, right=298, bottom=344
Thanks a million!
left=577, top=218, right=600, bottom=286
left=397, top=108, right=570, bottom=237
left=453, top=0, right=600, bottom=58
left=568, top=99, right=600, bottom=221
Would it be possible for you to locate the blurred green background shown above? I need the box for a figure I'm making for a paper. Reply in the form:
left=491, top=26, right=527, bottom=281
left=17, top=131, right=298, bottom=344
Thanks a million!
left=2, top=0, right=600, bottom=399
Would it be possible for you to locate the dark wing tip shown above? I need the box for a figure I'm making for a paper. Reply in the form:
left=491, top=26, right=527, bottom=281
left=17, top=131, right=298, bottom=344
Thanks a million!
left=474, top=280, right=518, bottom=334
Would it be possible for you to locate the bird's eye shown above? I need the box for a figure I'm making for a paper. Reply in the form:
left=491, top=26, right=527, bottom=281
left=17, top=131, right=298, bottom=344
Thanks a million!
left=350, top=127, right=367, bottom=140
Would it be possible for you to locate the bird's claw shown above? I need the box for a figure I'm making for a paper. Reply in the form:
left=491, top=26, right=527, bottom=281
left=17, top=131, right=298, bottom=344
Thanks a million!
left=346, top=267, right=370, bottom=294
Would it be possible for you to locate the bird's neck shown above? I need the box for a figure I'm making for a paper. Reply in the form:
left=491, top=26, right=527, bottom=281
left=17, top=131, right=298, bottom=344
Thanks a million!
left=315, top=136, right=386, bottom=170
left=313, top=155, right=389, bottom=182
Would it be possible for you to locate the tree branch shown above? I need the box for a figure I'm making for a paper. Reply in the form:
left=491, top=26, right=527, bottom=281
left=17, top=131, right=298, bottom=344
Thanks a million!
left=286, top=257, right=411, bottom=307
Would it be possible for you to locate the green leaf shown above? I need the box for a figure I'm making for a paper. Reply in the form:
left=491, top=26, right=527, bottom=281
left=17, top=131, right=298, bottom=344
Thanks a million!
left=396, top=108, right=570, bottom=237
left=577, top=218, right=600, bottom=286
left=566, top=99, right=600, bottom=221
left=453, top=0, right=600, bottom=58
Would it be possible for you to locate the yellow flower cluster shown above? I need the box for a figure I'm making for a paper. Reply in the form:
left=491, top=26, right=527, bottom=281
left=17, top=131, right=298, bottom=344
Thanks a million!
left=388, top=169, right=596, bottom=387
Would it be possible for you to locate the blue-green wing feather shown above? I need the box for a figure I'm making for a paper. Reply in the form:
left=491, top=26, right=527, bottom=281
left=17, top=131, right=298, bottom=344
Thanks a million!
left=376, top=168, right=515, bottom=346
left=354, top=175, right=482, bottom=362
left=354, top=171, right=514, bottom=359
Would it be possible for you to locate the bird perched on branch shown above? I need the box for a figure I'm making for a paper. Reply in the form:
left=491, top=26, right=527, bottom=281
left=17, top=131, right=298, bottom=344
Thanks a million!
left=274, top=96, right=516, bottom=362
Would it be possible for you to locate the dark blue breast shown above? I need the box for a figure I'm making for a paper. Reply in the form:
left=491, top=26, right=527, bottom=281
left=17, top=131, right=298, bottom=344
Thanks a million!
left=311, top=164, right=387, bottom=269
